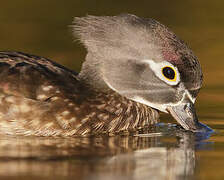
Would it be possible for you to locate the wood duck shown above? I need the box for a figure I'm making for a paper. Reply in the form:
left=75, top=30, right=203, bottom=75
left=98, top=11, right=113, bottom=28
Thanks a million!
left=0, top=14, right=205, bottom=136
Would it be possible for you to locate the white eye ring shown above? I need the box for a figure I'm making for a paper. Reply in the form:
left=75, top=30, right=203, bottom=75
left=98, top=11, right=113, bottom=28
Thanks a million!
left=142, top=59, right=180, bottom=86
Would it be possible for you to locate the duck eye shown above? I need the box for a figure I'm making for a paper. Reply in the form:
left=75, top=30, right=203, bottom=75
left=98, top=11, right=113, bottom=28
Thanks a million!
left=162, top=66, right=176, bottom=81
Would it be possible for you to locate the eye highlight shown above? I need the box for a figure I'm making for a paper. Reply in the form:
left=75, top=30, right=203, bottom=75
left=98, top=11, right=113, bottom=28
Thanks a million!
left=162, top=66, right=176, bottom=81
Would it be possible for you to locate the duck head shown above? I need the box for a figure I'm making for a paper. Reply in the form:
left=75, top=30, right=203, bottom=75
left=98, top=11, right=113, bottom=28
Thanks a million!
left=73, top=14, right=204, bottom=132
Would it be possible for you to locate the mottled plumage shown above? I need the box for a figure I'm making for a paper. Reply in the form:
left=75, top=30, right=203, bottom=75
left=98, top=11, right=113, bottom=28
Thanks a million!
left=0, top=51, right=158, bottom=136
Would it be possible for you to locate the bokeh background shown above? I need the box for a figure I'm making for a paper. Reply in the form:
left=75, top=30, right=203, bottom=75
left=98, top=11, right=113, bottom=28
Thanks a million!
left=0, top=1, right=223, bottom=179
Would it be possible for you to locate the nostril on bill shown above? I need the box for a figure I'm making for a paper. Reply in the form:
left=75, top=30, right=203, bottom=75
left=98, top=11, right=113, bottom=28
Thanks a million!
left=184, top=104, right=193, bottom=118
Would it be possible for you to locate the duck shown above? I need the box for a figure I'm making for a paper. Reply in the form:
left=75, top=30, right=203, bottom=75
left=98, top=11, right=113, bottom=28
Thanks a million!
left=0, top=14, right=205, bottom=136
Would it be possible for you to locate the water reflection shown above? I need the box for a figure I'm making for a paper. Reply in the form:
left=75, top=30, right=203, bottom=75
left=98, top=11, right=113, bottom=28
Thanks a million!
left=0, top=126, right=212, bottom=180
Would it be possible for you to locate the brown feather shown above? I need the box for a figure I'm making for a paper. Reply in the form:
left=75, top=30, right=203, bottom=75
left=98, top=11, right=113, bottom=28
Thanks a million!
left=0, top=51, right=159, bottom=136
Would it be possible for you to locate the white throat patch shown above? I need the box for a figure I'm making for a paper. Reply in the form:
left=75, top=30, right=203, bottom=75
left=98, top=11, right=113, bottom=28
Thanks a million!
left=132, top=89, right=196, bottom=113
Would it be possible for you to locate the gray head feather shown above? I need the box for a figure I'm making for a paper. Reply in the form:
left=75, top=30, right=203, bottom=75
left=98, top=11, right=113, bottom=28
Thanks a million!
left=73, top=14, right=166, bottom=61
left=72, top=14, right=202, bottom=100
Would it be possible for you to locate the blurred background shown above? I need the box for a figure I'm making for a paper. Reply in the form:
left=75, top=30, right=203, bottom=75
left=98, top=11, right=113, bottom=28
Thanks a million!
left=0, top=1, right=223, bottom=179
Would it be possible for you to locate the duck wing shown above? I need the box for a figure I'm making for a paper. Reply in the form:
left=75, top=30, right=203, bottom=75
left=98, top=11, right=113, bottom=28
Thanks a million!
left=0, top=51, right=89, bottom=136
left=0, top=51, right=83, bottom=100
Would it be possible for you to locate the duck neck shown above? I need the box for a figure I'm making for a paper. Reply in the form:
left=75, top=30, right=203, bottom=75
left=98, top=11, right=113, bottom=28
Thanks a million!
left=78, top=53, right=110, bottom=92
left=76, top=53, right=160, bottom=135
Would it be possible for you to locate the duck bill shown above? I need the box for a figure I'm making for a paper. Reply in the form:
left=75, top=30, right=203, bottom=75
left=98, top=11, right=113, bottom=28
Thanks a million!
left=166, top=101, right=200, bottom=132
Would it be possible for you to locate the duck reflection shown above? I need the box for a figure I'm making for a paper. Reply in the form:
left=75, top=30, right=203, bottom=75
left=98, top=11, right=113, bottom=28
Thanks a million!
left=0, top=127, right=212, bottom=180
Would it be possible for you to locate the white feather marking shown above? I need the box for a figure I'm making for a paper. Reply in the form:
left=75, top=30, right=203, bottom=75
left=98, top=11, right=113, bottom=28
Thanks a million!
left=68, top=103, right=74, bottom=106
left=37, top=94, right=47, bottom=100
left=5, top=96, right=15, bottom=103
left=20, top=103, right=31, bottom=113
left=62, top=111, right=70, bottom=116
left=42, top=85, right=53, bottom=91
left=132, top=89, right=195, bottom=113
left=69, top=117, right=76, bottom=123
left=142, top=59, right=180, bottom=86
left=119, top=89, right=171, bottom=94
left=51, top=97, right=59, bottom=101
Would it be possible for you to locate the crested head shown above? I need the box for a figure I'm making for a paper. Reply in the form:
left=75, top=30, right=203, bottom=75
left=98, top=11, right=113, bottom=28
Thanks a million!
left=72, top=14, right=206, bottom=132
left=73, top=14, right=202, bottom=94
